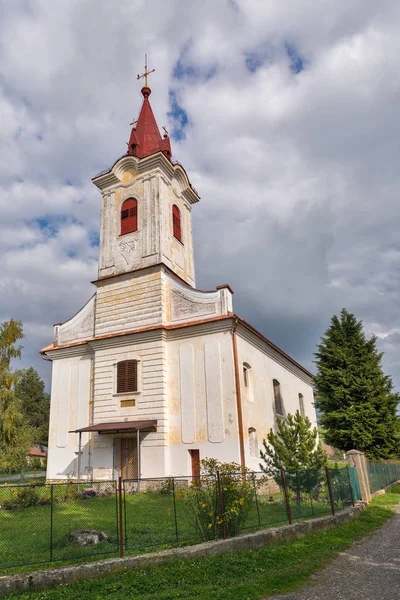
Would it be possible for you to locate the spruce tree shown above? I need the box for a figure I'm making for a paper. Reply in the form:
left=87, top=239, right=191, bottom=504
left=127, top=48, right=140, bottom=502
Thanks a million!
left=15, top=367, right=50, bottom=445
left=314, top=309, right=400, bottom=460
left=260, top=412, right=327, bottom=512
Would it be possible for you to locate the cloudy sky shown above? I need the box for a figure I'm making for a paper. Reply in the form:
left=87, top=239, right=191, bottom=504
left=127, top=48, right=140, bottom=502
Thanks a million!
left=1, top=0, right=400, bottom=391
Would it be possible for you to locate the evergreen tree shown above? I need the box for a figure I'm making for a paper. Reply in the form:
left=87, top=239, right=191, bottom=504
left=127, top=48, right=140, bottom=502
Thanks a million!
left=260, top=412, right=327, bottom=512
left=260, top=411, right=327, bottom=473
left=15, top=367, right=50, bottom=445
left=314, top=309, right=400, bottom=460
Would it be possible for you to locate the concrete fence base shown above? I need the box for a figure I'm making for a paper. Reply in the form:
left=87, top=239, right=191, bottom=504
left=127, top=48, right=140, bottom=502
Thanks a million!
left=0, top=505, right=366, bottom=598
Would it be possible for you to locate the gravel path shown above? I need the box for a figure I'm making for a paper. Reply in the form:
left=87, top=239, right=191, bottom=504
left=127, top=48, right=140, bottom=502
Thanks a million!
left=265, top=506, right=400, bottom=600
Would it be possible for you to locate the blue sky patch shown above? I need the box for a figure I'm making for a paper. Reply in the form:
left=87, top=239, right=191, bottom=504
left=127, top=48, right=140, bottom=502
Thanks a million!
left=173, top=40, right=217, bottom=83
left=284, top=41, right=305, bottom=74
left=90, top=232, right=100, bottom=247
left=244, top=43, right=273, bottom=73
left=167, top=90, right=189, bottom=142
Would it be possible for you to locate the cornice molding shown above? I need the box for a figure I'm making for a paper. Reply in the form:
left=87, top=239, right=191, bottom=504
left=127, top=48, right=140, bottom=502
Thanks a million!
left=92, top=153, right=200, bottom=204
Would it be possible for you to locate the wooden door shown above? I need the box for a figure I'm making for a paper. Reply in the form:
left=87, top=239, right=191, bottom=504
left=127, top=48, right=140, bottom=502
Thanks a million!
left=120, top=438, right=138, bottom=480
left=190, top=449, right=200, bottom=479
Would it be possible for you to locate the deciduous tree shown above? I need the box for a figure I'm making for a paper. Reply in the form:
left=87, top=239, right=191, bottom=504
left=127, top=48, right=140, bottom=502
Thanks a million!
left=0, top=319, right=31, bottom=471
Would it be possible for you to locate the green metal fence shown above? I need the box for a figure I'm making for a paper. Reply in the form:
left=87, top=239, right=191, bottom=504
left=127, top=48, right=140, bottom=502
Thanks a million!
left=0, top=467, right=359, bottom=572
left=348, top=466, right=361, bottom=501
left=367, top=460, right=400, bottom=493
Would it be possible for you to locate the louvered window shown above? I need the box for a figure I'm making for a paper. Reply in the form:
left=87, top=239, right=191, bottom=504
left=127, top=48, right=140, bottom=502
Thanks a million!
left=172, top=204, right=182, bottom=243
left=117, top=360, right=138, bottom=393
left=273, top=379, right=284, bottom=416
left=121, top=198, right=138, bottom=235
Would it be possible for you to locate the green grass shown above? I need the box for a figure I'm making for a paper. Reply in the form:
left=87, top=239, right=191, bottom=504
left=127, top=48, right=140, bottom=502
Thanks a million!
left=5, top=506, right=393, bottom=600
left=370, top=483, right=400, bottom=506
left=0, top=482, right=346, bottom=574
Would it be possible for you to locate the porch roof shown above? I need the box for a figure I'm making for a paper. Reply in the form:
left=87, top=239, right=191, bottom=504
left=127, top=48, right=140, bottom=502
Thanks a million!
left=70, top=420, right=157, bottom=434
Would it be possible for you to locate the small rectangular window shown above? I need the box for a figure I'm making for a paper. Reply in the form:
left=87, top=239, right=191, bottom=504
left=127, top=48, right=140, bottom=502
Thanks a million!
left=117, top=360, right=138, bottom=393
left=121, top=209, right=129, bottom=220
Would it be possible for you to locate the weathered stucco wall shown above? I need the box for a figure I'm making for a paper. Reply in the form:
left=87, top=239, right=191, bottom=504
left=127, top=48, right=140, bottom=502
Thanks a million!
left=94, top=269, right=165, bottom=336
left=95, top=155, right=197, bottom=287
left=236, top=328, right=316, bottom=472
left=166, top=324, right=240, bottom=476
left=46, top=350, right=92, bottom=480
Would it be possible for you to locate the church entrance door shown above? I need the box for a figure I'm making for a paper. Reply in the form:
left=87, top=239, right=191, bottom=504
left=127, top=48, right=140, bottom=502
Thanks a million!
left=113, top=438, right=139, bottom=479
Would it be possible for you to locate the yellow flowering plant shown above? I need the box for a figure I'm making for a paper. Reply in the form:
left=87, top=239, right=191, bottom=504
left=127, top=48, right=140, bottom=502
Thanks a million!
left=181, top=459, right=256, bottom=540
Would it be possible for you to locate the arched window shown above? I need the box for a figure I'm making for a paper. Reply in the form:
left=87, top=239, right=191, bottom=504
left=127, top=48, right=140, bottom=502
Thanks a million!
left=121, top=198, right=138, bottom=235
left=172, top=204, right=182, bottom=243
left=299, top=393, right=305, bottom=417
left=243, top=363, right=251, bottom=388
left=273, top=379, right=284, bottom=416
left=249, top=427, right=258, bottom=458
left=116, top=360, right=138, bottom=393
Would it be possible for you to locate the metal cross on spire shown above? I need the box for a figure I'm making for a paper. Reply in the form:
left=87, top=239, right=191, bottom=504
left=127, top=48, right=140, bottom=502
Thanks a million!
left=137, top=54, right=155, bottom=88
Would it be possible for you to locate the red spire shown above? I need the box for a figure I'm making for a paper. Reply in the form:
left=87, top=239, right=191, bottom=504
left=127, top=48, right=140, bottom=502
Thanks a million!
left=127, top=86, right=172, bottom=160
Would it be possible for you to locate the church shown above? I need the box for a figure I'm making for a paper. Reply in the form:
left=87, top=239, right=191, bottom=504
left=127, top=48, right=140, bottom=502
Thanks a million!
left=42, top=65, right=317, bottom=482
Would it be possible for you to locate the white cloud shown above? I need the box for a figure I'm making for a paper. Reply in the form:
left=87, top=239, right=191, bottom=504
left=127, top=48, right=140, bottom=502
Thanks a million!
left=1, top=0, right=400, bottom=392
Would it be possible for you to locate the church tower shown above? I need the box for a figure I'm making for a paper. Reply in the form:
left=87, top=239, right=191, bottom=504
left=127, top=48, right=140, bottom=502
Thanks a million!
left=93, top=80, right=199, bottom=288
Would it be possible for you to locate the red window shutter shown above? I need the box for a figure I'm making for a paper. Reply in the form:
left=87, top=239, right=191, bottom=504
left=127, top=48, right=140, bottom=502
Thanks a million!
left=121, top=198, right=138, bottom=235
left=117, top=360, right=138, bottom=393
left=172, top=205, right=182, bottom=243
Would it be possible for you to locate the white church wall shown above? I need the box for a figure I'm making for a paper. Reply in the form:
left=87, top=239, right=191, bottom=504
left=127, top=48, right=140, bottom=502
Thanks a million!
left=89, top=330, right=169, bottom=479
left=236, top=330, right=316, bottom=473
left=163, top=270, right=233, bottom=325
left=46, top=351, right=91, bottom=480
left=54, top=295, right=95, bottom=346
left=95, top=155, right=198, bottom=287
left=94, top=269, right=164, bottom=336
left=159, top=176, right=195, bottom=286
left=166, top=326, right=241, bottom=476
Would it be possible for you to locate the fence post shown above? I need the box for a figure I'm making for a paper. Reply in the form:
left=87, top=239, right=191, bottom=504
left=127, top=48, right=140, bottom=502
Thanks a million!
left=172, top=478, right=179, bottom=543
left=216, top=470, right=227, bottom=539
left=346, top=450, right=371, bottom=502
left=346, top=466, right=355, bottom=506
left=281, top=469, right=292, bottom=525
left=50, top=484, right=54, bottom=562
left=325, top=466, right=335, bottom=515
left=252, top=474, right=261, bottom=527
left=118, top=477, right=124, bottom=558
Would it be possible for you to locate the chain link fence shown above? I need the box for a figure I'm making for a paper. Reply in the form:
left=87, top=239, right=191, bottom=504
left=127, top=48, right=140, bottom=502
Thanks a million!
left=0, top=466, right=362, bottom=571
left=367, top=460, right=400, bottom=493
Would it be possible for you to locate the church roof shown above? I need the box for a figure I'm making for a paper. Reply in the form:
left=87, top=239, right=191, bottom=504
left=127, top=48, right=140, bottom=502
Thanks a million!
left=127, top=86, right=172, bottom=160
left=41, top=313, right=312, bottom=379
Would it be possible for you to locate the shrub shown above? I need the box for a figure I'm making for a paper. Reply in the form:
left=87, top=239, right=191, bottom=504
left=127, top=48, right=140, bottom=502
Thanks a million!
left=178, top=459, right=255, bottom=540
left=2, top=486, right=40, bottom=510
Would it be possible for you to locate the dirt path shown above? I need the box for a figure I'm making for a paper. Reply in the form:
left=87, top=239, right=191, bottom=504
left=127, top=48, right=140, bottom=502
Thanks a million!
left=265, top=507, right=400, bottom=600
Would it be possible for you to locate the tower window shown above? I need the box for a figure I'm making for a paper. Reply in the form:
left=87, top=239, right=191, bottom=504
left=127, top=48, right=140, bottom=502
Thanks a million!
left=121, top=198, right=138, bottom=235
left=299, top=393, right=305, bottom=417
left=273, top=379, right=284, bottom=416
left=172, top=204, right=182, bottom=243
left=117, top=360, right=138, bottom=393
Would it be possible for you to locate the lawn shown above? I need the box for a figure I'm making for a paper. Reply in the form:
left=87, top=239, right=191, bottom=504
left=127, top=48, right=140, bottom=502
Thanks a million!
left=370, top=483, right=400, bottom=506
left=5, top=505, right=393, bottom=600
left=0, top=479, right=347, bottom=573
